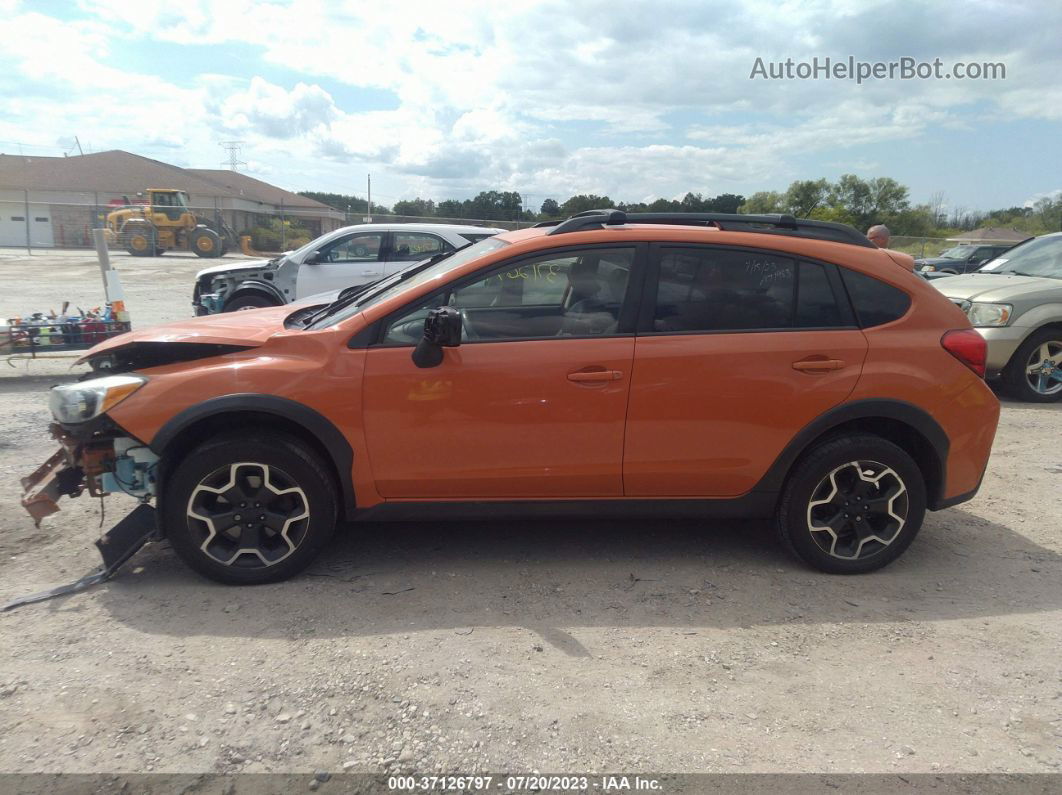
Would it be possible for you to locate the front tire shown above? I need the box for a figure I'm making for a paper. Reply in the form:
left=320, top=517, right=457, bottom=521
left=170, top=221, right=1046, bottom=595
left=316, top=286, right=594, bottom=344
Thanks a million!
left=224, top=293, right=279, bottom=311
left=1002, top=328, right=1062, bottom=402
left=191, top=227, right=223, bottom=258
left=162, top=432, right=337, bottom=584
left=776, top=434, right=926, bottom=574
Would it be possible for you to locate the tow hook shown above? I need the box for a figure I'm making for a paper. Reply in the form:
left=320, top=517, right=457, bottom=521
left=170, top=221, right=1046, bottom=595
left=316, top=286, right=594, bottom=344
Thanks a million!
left=3, top=503, right=159, bottom=611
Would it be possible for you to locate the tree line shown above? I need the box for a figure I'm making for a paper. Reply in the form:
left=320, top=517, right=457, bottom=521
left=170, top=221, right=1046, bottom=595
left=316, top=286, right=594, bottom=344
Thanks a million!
left=300, top=176, right=1062, bottom=238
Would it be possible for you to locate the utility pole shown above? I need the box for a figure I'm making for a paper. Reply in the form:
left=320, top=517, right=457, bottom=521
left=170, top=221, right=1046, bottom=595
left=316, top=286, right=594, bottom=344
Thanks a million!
left=366, top=174, right=372, bottom=222
left=24, top=189, right=31, bottom=255
left=74, top=136, right=84, bottom=156
left=220, top=141, right=247, bottom=171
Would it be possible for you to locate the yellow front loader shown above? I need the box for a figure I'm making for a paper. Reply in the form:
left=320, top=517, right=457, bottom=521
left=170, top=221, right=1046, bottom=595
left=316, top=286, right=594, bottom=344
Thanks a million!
left=105, top=189, right=232, bottom=258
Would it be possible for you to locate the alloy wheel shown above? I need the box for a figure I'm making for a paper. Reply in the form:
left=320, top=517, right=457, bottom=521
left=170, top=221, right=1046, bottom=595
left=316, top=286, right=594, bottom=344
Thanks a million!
left=186, top=462, right=310, bottom=568
left=805, top=460, right=908, bottom=560
left=1024, top=339, right=1062, bottom=397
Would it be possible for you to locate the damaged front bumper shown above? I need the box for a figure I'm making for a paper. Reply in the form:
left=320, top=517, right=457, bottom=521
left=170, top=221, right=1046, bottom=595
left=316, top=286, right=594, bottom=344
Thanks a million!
left=8, top=423, right=162, bottom=611
left=20, top=423, right=158, bottom=524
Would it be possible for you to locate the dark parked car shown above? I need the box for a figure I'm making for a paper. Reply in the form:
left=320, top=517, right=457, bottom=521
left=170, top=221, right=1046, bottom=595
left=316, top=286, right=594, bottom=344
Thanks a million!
left=916, top=243, right=1020, bottom=275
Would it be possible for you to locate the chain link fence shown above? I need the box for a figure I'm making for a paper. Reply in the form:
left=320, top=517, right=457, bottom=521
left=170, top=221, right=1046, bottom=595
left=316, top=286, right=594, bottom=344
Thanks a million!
left=889, top=236, right=952, bottom=259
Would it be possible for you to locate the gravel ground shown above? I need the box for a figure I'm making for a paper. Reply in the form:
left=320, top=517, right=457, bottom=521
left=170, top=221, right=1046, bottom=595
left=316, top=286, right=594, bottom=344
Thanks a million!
left=0, top=249, right=1059, bottom=776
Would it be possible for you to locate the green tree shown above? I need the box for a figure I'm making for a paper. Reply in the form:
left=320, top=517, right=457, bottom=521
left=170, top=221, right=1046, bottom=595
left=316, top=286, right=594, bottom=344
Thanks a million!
left=540, top=198, right=560, bottom=217
left=559, top=194, right=615, bottom=215
left=392, top=198, right=436, bottom=217
left=784, top=179, right=830, bottom=216
left=705, top=193, right=745, bottom=213
left=827, top=175, right=909, bottom=229
left=739, top=191, right=785, bottom=214
left=297, top=191, right=390, bottom=215
left=435, top=199, right=468, bottom=219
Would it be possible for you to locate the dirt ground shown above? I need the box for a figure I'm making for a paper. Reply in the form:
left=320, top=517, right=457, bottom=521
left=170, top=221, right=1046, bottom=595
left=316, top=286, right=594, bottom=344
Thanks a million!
left=0, top=248, right=1059, bottom=777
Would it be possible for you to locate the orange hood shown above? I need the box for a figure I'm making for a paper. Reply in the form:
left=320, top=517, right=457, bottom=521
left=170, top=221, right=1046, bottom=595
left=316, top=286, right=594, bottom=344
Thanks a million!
left=77, top=305, right=294, bottom=364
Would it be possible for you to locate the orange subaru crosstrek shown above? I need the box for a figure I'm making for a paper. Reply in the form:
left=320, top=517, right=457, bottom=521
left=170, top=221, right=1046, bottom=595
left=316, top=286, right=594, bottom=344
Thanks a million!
left=21, top=211, right=1000, bottom=585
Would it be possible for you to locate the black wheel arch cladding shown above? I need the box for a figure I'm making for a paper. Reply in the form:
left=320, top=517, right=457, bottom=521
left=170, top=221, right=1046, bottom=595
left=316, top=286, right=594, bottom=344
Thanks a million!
left=150, top=394, right=357, bottom=520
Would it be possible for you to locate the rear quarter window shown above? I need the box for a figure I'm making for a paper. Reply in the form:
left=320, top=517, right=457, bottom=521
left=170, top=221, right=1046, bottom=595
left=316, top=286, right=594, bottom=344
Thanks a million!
left=839, top=268, right=912, bottom=328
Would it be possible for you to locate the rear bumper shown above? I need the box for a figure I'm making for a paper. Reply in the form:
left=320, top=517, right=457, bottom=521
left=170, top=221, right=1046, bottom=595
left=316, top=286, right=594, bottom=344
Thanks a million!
left=934, top=378, right=1000, bottom=508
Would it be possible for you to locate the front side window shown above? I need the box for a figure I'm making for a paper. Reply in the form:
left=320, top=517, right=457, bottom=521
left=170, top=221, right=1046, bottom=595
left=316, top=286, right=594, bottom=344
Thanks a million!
left=382, top=247, right=634, bottom=344
left=392, top=232, right=452, bottom=262
left=318, top=232, right=384, bottom=263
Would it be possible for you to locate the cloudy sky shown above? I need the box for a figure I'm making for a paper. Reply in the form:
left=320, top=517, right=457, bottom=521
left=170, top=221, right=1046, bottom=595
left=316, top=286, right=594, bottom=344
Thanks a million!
left=1, top=0, right=1060, bottom=212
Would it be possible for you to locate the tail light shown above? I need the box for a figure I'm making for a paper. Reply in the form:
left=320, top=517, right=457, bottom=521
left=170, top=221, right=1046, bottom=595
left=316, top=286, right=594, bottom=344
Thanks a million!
left=941, top=329, right=987, bottom=378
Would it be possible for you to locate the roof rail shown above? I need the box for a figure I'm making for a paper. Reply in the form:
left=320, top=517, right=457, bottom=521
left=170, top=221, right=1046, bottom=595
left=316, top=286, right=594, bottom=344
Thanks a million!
left=544, top=208, right=626, bottom=236
left=542, top=208, right=874, bottom=247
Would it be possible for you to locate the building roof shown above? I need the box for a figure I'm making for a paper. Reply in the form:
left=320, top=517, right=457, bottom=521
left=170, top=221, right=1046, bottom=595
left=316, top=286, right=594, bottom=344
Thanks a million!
left=184, top=168, right=330, bottom=209
left=0, top=149, right=332, bottom=211
left=946, top=227, right=1030, bottom=243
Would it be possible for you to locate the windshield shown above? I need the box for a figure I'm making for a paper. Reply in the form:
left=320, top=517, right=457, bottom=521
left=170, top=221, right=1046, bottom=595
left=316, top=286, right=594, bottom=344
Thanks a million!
left=306, top=236, right=511, bottom=328
left=978, top=235, right=1062, bottom=279
left=937, top=245, right=977, bottom=260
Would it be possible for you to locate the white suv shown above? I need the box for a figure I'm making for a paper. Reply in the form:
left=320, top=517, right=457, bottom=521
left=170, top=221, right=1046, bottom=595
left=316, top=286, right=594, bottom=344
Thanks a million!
left=193, top=223, right=505, bottom=314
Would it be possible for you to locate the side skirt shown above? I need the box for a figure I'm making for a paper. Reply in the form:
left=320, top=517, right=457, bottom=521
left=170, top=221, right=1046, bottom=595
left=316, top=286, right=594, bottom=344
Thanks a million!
left=352, top=491, right=779, bottom=522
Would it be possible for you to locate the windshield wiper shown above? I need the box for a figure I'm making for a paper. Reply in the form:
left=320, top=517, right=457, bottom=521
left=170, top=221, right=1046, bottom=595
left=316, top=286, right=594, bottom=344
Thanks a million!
left=302, top=247, right=466, bottom=329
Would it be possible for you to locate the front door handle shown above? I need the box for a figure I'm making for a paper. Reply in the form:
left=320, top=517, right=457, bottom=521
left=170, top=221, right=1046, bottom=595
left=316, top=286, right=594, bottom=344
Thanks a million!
left=792, top=357, right=845, bottom=372
left=567, top=369, right=623, bottom=383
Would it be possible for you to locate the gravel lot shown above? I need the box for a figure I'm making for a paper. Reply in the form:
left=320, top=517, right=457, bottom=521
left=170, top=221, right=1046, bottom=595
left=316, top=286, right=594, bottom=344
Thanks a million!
left=0, top=248, right=1059, bottom=777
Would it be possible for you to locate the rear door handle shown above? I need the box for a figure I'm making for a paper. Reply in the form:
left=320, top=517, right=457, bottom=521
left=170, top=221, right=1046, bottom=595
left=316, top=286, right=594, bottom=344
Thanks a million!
left=567, top=369, right=623, bottom=383
left=792, top=358, right=845, bottom=372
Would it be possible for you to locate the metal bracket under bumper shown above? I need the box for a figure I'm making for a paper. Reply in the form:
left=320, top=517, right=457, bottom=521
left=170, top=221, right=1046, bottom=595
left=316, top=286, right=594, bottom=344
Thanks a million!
left=20, top=448, right=73, bottom=525
left=3, top=503, right=158, bottom=611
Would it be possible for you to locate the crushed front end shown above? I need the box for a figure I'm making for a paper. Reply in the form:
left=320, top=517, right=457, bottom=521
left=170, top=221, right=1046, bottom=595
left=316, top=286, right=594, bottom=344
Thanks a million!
left=8, top=377, right=162, bottom=610
left=20, top=421, right=159, bottom=525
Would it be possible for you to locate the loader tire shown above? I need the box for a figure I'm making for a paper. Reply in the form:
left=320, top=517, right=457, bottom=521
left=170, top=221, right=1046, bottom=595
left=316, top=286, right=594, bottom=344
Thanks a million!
left=191, top=227, right=223, bottom=258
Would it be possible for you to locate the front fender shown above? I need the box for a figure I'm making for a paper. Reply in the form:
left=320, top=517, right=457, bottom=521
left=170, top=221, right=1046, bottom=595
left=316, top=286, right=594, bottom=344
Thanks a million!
left=1011, top=302, right=1062, bottom=331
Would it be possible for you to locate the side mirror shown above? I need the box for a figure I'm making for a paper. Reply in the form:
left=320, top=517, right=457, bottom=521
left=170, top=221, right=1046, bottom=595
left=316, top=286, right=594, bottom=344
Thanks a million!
left=412, top=306, right=462, bottom=368
left=306, top=249, right=327, bottom=264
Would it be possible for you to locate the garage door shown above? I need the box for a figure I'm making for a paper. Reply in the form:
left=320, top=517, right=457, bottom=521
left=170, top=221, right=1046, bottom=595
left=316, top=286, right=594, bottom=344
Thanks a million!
left=0, top=205, right=54, bottom=247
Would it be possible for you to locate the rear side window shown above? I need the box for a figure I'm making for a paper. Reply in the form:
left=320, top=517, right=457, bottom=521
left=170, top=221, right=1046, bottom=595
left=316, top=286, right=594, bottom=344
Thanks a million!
left=649, top=249, right=849, bottom=333
left=796, top=261, right=844, bottom=328
left=652, top=249, right=795, bottom=332
left=840, top=268, right=911, bottom=327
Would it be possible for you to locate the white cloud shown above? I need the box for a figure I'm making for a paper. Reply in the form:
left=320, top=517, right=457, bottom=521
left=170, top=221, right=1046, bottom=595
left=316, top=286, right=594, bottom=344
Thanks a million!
left=213, top=77, right=339, bottom=138
left=3, top=0, right=1062, bottom=207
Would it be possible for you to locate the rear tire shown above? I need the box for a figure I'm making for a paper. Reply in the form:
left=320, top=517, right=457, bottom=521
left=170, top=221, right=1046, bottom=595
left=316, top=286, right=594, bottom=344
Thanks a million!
left=776, top=434, right=926, bottom=574
left=224, top=293, right=279, bottom=311
left=1001, top=328, right=1062, bottom=402
left=162, top=432, right=337, bottom=585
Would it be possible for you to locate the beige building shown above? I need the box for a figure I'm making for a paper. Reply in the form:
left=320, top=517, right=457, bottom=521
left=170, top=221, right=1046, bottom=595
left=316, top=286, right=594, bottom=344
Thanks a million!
left=0, top=150, right=344, bottom=248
